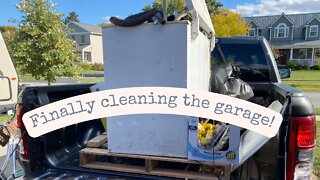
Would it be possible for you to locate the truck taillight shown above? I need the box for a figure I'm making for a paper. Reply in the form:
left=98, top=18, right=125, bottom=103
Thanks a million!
left=287, top=116, right=316, bottom=180
left=297, top=123, right=316, bottom=148
left=16, top=105, right=30, bottom=160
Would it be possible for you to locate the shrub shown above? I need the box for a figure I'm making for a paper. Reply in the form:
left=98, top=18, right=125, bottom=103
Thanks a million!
left=303, top=64, right=309, bottom=70
left=79, top=62, right=92, bottom=70
left=287, top=61, right=296, bottom=69
left=312, top=64, right=320, bottom=70
left=294, top=64, right=303, bottom=70
left=92, top=63, right=104, bottom=71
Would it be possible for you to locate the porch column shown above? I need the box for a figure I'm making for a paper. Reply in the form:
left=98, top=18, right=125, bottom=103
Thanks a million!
left=82, top=50, right=85, bottom=61
left=312, top=48, right=315, bottom=65
left=290, top=48, right=293, bottom=60
left=269, top=28, right=272, bottom=40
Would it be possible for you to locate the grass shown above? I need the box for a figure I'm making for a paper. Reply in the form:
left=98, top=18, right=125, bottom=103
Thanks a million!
left=19, top=69, right=104, bottom=82
left=314, top=121, right=320, bottom=177
left=282, top=70, right=320, bottom=92
left=316, top=108, right=320, bottom=115
left=0, top=114, right=13, bottom=123
left=77, top=77, right=104, bottom=84
left=19, top=74, right=43, bottom=81
left=286, top=70, right=320, bottom=81
left=79, top=69, right=103, bottom=75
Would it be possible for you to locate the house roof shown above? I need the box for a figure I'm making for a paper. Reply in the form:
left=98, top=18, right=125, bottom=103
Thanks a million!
left=244, top=12, right=320, bottom=39
left=69, top=21, right=102, bottom=34
left=74, top=45, right=92, bottom=52
left=270, top=13, right=294, bottom=27
left=245, top=12, right=320, bottom=29
left=249, top=19, right=259, bottom=28
left=306, top=16, right=320, bottom=25
left=272, top=39, right=320, bottom=48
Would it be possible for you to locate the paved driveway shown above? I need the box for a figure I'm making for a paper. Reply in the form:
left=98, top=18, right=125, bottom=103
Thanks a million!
left=0, top=146, right=6, bottom=156
left=304, top=92, right=320, bottom=108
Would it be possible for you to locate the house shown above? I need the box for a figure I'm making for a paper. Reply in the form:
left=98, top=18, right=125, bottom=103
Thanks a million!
left=245, top=13, right=320, bottom=66
left=67, top=21, right=103, bottom=64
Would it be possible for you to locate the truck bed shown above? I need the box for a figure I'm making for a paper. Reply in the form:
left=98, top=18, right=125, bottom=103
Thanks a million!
left=18, top=81, right=313, bottom=179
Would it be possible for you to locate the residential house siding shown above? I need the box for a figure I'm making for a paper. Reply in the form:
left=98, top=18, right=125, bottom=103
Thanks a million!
left=90, top=34, right=103, bottom=64
left=245, top=12, right=320, bottom=66
left=270, top=15, right=294, bottom=42
left=306, top=18, right=320, bottom=41
left=70, top=34, right=91, bottom=46
left=68, top=23, right=84, bottom=33
left=67, top=21, right=103, bottom=64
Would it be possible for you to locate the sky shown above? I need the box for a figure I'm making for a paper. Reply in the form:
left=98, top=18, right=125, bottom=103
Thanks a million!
left=0, top=0, right=320, bottom=26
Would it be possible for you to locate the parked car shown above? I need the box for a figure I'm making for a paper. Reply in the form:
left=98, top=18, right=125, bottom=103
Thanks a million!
left=277, top=64, right=291, bottom=79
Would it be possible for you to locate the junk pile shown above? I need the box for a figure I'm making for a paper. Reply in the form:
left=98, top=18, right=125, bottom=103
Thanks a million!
left=102, top=0, right=253, bottom=165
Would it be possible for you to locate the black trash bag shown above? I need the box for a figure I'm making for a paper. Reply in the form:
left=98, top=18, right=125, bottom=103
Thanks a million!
left=110, top=9, right=165, bottom=27
left=210, top=63, right=254, bottom=100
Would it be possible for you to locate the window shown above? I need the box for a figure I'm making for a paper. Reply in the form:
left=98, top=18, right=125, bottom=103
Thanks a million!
left=81, top=35, right=85, bottom=44
left=299, top=49, right=307, bottom=59
left=309, top=25, right=318, bottom=37
left=84, top=53, right=90, bottom=61
left=78, top=52, right=91, bottom=62
left=211, top=43, right=270, bottom=82
left=248, top=28, right=255, bottom=36
left=275, top=23, right=289, bottom=38
left=293, top=49, right=312, bottom=59
left=71, top=35, right=75, bottom=40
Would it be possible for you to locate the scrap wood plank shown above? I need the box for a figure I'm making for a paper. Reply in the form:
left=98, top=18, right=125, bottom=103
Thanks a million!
left=80, top=147, right=217, bottom=166
left=80, top=147, right=224, bottom=180
left=87, top=133, right=107, bottom=148
left=145, top=159, right=158, bottom=172
left=82, top=161, right=219, bottom=180
left=83, top=161, right=146, bottom=174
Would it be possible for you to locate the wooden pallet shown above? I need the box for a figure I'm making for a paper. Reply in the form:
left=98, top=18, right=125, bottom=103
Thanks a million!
left=80, top=147, right=229, bottom=180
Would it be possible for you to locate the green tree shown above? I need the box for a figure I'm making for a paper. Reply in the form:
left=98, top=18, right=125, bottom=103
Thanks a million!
left=211, top=8, right=250, bottom=37
left=205, top=0, right=223, bottom=15
left=0, top=26, right=17, bottom=58
left=142, top=4, right=152, bottom=12
left=143, top=0, right=186, bottom=15
left=143, top=0, right=223, bottom=15
left=64, top=11, right=80, bottom=24
left=14, top=0, right=79, bottom=85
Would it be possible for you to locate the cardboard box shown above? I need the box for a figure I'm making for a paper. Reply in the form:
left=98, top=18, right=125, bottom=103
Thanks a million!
left=188, top=117, right=240, bottom=164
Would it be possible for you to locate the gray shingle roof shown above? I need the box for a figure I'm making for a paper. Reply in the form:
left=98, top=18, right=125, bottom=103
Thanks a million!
left=70, top=21, right=102, bottom=34
left=74, top=45, right=92, bottom=52
left=272, top=39, right=320, bottom=48
left=245, top=12, right=320, bottom=39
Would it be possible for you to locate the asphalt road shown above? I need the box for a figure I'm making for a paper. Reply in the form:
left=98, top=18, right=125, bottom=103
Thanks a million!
left=0, top=151, right=22, bottom=179
left=304, top=92, right=320, bottom=108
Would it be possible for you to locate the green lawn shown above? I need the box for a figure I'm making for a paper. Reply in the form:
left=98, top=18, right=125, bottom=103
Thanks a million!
left=19, top=69, right=104, bottom=82
left=19, top=74, right=43, bottom=81
left=0, top=115, right=13, bottom=123
left=78, top=69, right=103, bottom=75
left=316, top=108, right=320, bottom=115
left=77, top=77, right=104, bottom=84
left=283, top=70, right=320, bottom=92
left=314, top=121, right=320, bottom=176
left=286, top=70, right=320, bottom=81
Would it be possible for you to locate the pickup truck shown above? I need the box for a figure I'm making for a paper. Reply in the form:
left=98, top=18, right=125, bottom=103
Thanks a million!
left=14, top=36, right=316, bottom=180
